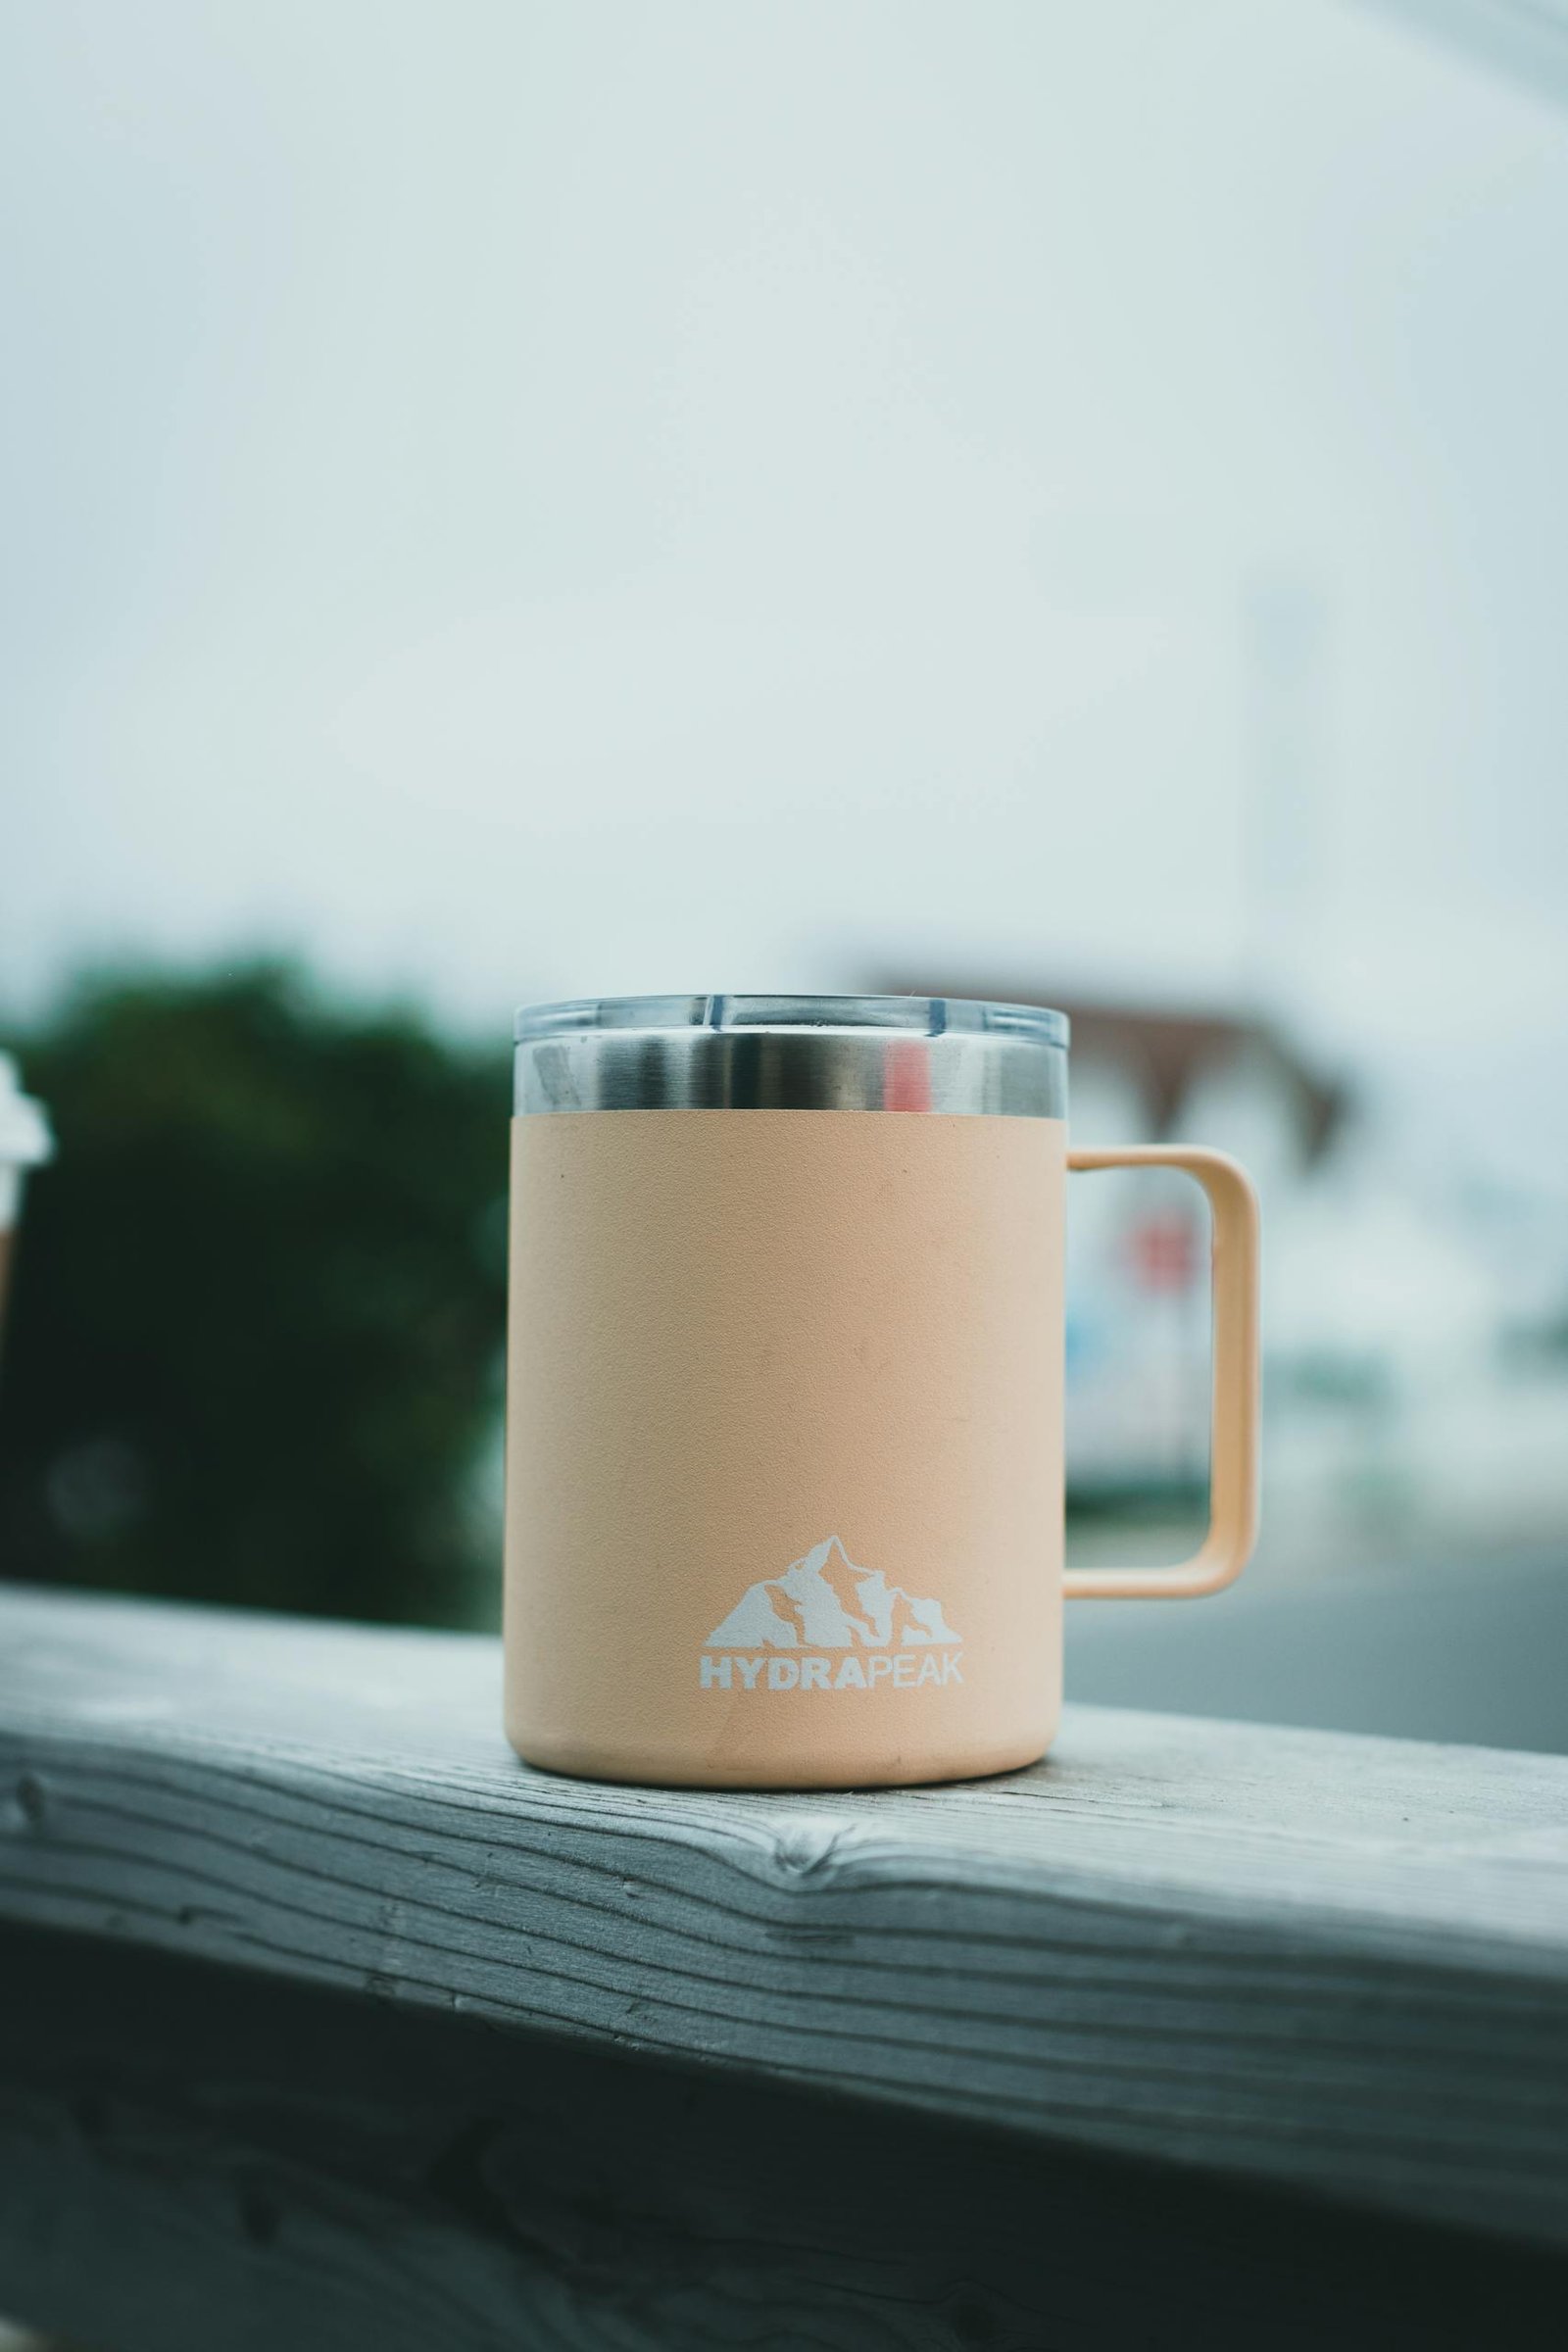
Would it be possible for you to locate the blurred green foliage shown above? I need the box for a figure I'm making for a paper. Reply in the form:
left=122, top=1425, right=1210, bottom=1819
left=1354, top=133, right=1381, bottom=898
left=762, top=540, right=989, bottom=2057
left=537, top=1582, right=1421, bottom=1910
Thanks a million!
left=0, top=964, right=510, bottom=1627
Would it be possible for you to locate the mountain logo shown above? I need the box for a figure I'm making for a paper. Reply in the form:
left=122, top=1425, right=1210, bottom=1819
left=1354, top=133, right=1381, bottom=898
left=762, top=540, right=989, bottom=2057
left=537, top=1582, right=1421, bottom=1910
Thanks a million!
left=700, top=1537, right=963, bottom=1693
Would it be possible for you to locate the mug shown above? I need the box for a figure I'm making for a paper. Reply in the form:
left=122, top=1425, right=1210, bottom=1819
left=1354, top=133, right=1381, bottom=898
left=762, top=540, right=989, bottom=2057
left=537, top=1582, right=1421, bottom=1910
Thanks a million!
left=504, top=994, right=1260, bottom=1789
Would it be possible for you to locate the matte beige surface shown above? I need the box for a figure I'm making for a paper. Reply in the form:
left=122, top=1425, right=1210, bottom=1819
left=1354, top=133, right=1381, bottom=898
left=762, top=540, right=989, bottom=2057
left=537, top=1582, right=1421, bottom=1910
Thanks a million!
left=1064, top=1148, right=1260, bottom=1599
left=505, top=1110, right=1065, bottom=1787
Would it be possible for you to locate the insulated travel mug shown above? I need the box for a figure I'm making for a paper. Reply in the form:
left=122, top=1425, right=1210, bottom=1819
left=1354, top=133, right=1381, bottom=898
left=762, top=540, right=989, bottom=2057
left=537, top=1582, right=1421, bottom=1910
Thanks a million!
left=504, top=995, right=1260, bottom=1788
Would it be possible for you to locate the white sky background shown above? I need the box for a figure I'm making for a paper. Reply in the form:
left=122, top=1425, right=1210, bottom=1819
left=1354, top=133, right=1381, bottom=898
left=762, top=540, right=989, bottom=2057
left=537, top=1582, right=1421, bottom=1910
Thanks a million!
left=2, top=0, right=1566, bottom=1182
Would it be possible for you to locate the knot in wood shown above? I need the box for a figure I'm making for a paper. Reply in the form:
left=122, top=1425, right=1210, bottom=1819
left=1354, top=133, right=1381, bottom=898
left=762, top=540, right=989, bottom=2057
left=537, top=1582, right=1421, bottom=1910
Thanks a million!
left=8, top=1773, right=46, bottom=1834
left=772, top=1820, right=849, bottom=1880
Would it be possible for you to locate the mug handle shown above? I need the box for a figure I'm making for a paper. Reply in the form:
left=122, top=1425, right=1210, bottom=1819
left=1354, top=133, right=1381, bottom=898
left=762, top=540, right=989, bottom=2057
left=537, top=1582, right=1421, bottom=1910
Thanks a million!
left=1063, top=1148, right=1261, bottom=1600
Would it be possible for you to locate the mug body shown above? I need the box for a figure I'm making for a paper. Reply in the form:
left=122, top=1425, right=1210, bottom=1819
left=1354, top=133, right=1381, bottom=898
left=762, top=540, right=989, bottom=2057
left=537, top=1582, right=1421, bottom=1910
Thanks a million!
left=504, top=995, right=1069, bottom=1789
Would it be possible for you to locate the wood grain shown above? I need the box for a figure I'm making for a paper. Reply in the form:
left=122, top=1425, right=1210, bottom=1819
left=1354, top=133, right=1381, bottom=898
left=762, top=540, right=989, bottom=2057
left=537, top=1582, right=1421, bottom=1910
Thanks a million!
left=2, top=1584, right=1567, bottom=2258
left=5, top=1922, right=1565, bottom=2352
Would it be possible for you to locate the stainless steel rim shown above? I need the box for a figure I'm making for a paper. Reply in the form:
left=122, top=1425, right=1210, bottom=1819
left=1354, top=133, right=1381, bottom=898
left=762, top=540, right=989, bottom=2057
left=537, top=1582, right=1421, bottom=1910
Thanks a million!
left=513, top=994, right=1068, bottom=1117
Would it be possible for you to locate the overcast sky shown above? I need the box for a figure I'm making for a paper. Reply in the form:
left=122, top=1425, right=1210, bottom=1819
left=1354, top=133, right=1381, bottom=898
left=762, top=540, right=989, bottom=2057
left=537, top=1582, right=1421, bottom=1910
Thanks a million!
left=3, top=0, right=1566, bottom=1174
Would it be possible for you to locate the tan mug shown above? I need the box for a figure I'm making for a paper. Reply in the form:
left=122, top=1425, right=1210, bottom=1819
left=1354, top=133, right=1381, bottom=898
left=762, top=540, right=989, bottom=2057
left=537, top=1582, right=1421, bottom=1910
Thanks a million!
left=505, top=994, right=1260, bottom=1789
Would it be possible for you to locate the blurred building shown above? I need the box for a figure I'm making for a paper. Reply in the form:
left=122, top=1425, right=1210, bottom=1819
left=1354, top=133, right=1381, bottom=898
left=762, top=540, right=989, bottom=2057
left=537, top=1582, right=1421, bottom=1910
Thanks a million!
left=1055, top=996, right=1346, bottom=1515
left=875, top=974, right=1568, bottom=1561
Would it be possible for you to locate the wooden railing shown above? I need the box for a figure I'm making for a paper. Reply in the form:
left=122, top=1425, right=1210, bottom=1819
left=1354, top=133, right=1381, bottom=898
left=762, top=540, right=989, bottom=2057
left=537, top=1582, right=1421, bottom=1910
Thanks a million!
left=2, top=1584, right=1566, bottom=2348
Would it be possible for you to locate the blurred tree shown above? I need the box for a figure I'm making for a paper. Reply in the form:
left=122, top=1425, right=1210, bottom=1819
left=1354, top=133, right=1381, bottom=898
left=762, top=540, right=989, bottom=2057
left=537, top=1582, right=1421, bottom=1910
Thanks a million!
left=0, top=964, right=510, bottom=1627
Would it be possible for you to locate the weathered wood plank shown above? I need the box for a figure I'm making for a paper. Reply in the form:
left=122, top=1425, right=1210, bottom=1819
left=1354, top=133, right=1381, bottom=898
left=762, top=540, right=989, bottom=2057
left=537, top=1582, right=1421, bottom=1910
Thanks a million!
left=4, top=1921, right=1565, bottom=2352
left=2, top=1584, right=1568, bottom=2256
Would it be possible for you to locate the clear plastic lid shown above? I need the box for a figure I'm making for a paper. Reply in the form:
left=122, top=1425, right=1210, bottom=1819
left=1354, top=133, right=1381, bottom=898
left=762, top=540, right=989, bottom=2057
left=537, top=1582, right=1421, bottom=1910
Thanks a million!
left=514, top=994, right=1068, bottom=1049
left=0, top=1054, right=53, bottom=1168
